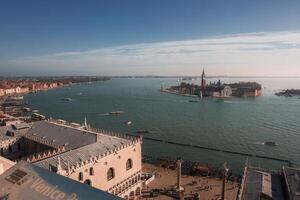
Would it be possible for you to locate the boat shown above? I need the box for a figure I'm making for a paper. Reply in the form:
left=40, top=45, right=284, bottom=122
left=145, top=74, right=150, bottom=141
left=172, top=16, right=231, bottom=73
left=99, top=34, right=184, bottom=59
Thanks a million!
left=32, top=110, right=39, bottom=113
left=109, top=111, right=124, bottom=115
left=188, top=100, right=199, bottom=103
left=9, top=96, right=23, bottom=100
left=31, top=113, right=45, bottom=120
left=60, top=98, right=72, bottom=101
left=23, top=107, right=31, bottom=112
left=264, top=141, right=276, bottom=146
left=125, top=121, right=132, bottom=125
left=137, top=130, right=150, bottom=134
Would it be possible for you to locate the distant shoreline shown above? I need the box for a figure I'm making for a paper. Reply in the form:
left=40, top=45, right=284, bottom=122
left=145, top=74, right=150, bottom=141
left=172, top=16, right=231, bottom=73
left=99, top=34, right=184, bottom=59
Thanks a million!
left=2, top=76, right=300, bottom=79
left=110, top=76, right=300, bottom=79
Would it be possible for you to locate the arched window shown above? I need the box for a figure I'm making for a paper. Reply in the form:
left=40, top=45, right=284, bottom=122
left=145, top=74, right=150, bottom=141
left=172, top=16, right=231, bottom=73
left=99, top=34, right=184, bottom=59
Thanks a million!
left=89, top=167, right=94, bottom=176
left=126, top=159, right=133, bottom=170
left=107, top=168, right=115, bottom=181
left=135, top=187, right=141, bottom=196
left=78, top=172, right=83, bottom=181
left=129, top=191, right=135, bottom=200
left=84, top=179, right=92, bottom=186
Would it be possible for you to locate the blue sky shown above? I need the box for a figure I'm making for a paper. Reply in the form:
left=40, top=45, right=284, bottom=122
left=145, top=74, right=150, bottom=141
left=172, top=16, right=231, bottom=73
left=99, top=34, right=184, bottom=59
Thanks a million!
left=1, top=0, right=300, bottom=76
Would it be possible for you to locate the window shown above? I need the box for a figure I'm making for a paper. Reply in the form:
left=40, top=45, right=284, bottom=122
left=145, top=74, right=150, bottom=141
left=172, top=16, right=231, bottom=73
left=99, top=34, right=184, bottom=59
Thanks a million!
left=78, top=172, right=83, bottom=181
left=126, top=159, right=133, bottom=170
left=84, top=179, right=92, bottom=186
left=107, top=168, right=115, bottom=181
left=89, top=167, right=94, bottom=176
left=17, top=143, right=21, bottom=151
left=0, top=148, right=3, bottom=156
left=8, top=145, right=12, bottom=153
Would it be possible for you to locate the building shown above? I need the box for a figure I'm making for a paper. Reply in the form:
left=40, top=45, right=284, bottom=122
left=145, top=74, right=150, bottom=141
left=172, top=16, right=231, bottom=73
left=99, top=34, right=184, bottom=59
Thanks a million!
left=0, top=89, right=5, bottom=97
left=238, top=165, right=300, bottom=200
left=282, top=166, right=300, bottom=200
left=0, top=156, right=15, bottom=175
left=201, top=68, right=206, bottom=96
left=3, top=88, right=16, bottom=95
left=0, top=159, right=120, bottom=200
left=229, top=82, right=262, bottom=97
left=0, top=120, right=143, bottom=199
left=238, top=166, right=285, bottom=200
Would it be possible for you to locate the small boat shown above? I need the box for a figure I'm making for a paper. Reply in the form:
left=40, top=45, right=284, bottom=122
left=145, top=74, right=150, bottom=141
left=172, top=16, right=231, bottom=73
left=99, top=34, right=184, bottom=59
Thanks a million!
left=32, top=110, right=39, bottom=113
left=188, top=100, right=199, bottom=103
left=60, top=98, right=72, bottom=101
left=9, top=96, right=24, bottom=100
left=109, top=111, right=124, bottom=115
left=23, top=107, right=31, bottom=112
left=264, top=141, right=276, bottom=146
left=137, top=130, right=150, bottom=134
left=125, top=121, right=132, bottom=125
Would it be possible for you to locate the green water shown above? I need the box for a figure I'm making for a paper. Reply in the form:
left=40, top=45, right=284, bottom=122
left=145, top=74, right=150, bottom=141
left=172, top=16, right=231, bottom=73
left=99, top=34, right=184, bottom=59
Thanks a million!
left=24, top=78, right=300, bottom=172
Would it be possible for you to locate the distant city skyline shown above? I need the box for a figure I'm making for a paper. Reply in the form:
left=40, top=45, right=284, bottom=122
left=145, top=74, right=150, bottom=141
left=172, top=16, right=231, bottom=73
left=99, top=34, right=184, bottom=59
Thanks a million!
left=1, top=0, right=300, bottom=76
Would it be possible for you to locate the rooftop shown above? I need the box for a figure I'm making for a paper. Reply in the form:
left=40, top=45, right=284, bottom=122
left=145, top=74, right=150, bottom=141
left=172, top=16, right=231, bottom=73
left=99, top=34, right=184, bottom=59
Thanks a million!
left=282, top=166, right=300, bottom=200
left=25, top=121, right=98, bottom=150
left=0, top=161, right=121, bottom=200
left=240, top=167, right=284, bottom=200
left=35, top=134, right=133, bottom=170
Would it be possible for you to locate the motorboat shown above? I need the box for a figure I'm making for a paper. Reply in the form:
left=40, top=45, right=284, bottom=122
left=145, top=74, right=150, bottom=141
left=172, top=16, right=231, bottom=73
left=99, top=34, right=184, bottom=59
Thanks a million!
left=264, top=141, right=276, bottom=146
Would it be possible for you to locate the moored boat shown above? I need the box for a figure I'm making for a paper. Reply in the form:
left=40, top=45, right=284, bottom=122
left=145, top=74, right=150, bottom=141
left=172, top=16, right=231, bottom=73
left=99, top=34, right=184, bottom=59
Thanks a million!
left=137, top=129, right=150, bottom=134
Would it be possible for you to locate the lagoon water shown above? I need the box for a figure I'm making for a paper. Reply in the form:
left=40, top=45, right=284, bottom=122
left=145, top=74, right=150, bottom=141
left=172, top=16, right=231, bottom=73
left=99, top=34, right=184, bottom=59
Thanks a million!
left=25, top=78, right=300, bottom=172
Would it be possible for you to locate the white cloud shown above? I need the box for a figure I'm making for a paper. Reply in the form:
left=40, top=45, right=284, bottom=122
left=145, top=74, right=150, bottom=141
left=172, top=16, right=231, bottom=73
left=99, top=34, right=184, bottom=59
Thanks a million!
left=2, top=30, right=300, bottom=76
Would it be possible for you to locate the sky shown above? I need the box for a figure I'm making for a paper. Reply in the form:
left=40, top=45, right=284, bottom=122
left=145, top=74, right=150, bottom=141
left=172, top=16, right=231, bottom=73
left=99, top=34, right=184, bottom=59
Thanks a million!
left=1, top=0, right=300, bottom=76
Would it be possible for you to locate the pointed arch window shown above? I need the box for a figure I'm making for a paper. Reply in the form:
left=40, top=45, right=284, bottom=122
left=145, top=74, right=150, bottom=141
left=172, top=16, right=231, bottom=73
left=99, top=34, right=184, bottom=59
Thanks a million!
left=79, top=172, right=83, bottom=181
left=126, top=159, right=133, bottom=170
left=89, top=167, right=94, bottom=176
left=107, top=168, right=115, bottom=181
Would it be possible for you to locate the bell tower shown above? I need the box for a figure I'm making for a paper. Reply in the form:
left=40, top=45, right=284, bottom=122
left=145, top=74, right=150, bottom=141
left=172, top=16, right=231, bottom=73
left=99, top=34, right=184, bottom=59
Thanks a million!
left=201, top=68, right=206, bottom=95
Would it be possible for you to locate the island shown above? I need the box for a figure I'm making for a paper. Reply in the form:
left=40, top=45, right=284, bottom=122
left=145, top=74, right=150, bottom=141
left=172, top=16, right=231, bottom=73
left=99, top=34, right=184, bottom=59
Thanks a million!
left=161, top=69, right=262, bottom=98
left=275, top=89, right=300, bottom=97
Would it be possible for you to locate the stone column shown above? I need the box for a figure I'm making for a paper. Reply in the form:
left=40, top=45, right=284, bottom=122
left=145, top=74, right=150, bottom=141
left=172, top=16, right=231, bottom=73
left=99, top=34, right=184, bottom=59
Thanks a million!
left=176, top=158, right=182, bottom=190
left=221, top=163, right=229, bottom=200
